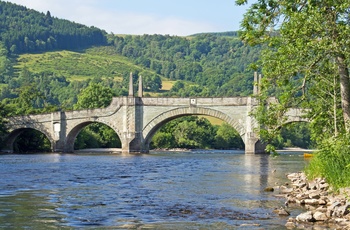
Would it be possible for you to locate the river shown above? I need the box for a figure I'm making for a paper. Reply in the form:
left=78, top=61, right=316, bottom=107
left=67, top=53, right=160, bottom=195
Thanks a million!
left=0, top=150, right=308, bottom=229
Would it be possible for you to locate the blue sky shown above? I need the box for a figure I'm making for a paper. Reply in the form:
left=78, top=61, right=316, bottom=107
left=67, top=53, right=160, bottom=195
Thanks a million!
left=6, top=0, right=251, bottom=36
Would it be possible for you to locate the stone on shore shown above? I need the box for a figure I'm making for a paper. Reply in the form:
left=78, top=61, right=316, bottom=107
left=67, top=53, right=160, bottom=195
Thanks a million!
left=283, top=172, right=350, bottom=229
left=296, top=211, right=315, bottom=222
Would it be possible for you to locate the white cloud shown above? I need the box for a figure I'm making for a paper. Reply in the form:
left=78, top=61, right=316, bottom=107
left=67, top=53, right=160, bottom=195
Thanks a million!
left=6, top=0, right=217, bottom=36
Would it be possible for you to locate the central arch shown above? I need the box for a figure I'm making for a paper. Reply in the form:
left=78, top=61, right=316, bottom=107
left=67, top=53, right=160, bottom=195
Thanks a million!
left=65, top=120, right=122, bottom=152
left=142, top=107, right=245, bottom=151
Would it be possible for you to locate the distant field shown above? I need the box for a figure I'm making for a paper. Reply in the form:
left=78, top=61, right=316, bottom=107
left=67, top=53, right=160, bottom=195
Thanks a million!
left=15, top=47, right=157, bottom=81
left=162, top=81, right=176, bottom=90
left=200, top=116, right=224, bottom=126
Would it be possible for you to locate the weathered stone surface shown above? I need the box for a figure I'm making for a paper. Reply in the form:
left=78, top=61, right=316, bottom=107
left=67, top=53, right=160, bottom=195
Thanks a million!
left=296, top=211, right=315, bottom=222
left=280, top=186, right=294, bottom=194
left=314, top=211, right=328, bottom=221
left=285, top=221, right=296, bottom=228
left=277, top=207, right=290, bottom=216
left=309, top=191, right=321, bottom=199
left=282, top=172, right=350, bottom=229
left=305, top=198, right=320, bottom=205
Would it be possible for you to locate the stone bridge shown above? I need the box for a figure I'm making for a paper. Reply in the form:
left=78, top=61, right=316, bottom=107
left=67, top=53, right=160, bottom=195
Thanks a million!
left=1, top=73, right=307, bottom=154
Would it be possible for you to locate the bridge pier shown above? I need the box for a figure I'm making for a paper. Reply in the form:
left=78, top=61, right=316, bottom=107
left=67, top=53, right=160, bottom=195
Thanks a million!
left=244, top=132, right=267, bottom=154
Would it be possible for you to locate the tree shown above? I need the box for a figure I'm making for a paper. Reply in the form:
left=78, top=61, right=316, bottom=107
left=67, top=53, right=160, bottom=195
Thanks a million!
left=73, top=83, right=119, bottom=149
left=74, top=83, right=113, bottom=109
left=214, top=122, right=244, bottom=149
left=0, top=103, right=9, bottom=148
left=236, top=0, right=350, bottom=137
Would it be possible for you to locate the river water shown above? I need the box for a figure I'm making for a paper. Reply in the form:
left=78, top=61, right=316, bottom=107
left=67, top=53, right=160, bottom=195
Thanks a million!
left=0, top=150, right=308, bottom=229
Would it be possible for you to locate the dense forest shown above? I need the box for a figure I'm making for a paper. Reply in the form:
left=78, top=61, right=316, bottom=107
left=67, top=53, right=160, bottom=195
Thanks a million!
left=0, top=1, right=313, bottom=151
left=0, top=1, right=107, bottom=54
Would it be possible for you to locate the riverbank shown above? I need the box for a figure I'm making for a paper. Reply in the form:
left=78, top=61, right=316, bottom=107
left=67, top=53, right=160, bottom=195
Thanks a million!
left=281, top=172, right=350, bottom=229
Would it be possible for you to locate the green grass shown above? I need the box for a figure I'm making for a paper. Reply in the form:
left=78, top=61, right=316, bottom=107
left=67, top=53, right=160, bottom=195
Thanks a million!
left=15, top=46, right=158, bottom=81
left=306, top=134, right=350, bottom=190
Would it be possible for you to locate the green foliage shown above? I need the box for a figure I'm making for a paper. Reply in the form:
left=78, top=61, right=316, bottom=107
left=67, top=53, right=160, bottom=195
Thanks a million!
left=13, top=129, right=51, bottom=153
left=306, top=134, right=350, bottom=190
left=238, top=0, right=349, bottom=145
left=0, top=1, right=107, bottom=54
left=237, top=0, right=350, bottom=189
left=0, top=42, right=12, bottom=83
left=74, top=83, right=113, bottom=110
left=143, top=75, right=162, bottom=92
left=109, top=33, right=260, bottom=97
left=151, top=117, right=244, bottom=150
left=0, top=103, right=9, bottom=148
left=269, top=122, right=314, bottom=149
left=214, top=122, right=244, bottom=149
left=74, top=124, right=121, bottom=150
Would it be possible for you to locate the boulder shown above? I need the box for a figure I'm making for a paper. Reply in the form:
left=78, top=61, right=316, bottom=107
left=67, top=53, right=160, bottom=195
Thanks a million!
left=308, top=191, right=321, bottom=199
left=304, top=199, right=319, bottom=205
left=277, top=207, right=290, bottom=216
left=296, top=211, right=315, bottom=222
left=280, top=186, right=294, bottom=194
left=313, top=211, right=328, bottom=221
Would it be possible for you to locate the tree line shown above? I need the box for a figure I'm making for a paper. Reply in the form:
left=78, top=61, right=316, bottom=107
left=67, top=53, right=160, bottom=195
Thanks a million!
left=108, top=33, right=261, bottom=97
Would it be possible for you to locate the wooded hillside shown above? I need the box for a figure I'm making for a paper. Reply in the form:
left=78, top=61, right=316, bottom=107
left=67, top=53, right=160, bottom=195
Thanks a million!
left=0, top=1, right=107, bottom=54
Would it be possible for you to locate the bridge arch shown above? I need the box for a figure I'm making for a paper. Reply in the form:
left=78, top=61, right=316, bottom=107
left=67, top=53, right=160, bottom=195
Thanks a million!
left=65, top=119, right=122, bottom=152
left=142, top=107, right=245, bottom=151
left=4, top=127, right=54, bottom=153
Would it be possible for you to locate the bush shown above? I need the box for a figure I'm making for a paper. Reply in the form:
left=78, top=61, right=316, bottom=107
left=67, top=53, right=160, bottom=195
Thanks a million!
left=306, top=134, right=350, bottom=190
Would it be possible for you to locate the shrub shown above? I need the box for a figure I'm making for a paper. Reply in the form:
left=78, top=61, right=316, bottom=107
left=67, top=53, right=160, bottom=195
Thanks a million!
left=306, top=134, right=350, bottom=190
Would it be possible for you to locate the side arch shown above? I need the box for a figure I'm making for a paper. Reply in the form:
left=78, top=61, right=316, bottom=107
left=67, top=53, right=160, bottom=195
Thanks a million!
left=142, top=107, right=245, bottom=151
left=2, top=127, right=54, bottom=153
left=64, top=119, right=122, bottom=152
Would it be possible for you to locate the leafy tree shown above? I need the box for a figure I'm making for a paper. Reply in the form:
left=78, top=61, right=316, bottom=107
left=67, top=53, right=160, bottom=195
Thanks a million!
left=0, top=42, right=12, bottom=83
left=236, top=0, right=350, bottom=138
left=237, top=0, right=350, bottom=187
left=0, top=103, right=9, bottom=148
left=73, top=83, right=120, bottom=149
left=214, top=122, right=244, bottom=149
left=74, top=83, right=113, bottom=110
left=143, top=75, right=162, bottom=92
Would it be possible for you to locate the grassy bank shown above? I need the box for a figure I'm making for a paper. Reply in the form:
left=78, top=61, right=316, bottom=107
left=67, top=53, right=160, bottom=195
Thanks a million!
left=306, top=134, right=350, bottom=190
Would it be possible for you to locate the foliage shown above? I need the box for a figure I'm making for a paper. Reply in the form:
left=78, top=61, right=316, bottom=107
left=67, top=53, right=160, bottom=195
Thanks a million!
left=237, top=0, right=350, bottom=143
left=306, top=134, right=350, bottom=190
left=13, top=129, right=51, bottom=153
left=74, top=123, right=121, bottom=150
left=0, top=103, right=9, bottom=148
left=73, top=83, right=120, bottom=149
left=74, top=83, right=113, bottom=110
left=151, top=117, right=244, bottom=150
left=214, top=122, right=244, bottom=149
left=108, top=33, right=261, bottom=97
left=237, top=0, right=350, bottom=189
left=0, top=1, right=107, bottom=54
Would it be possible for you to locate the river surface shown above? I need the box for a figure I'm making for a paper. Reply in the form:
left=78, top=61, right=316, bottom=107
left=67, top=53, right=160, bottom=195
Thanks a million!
left=0, top=150, right=309, bottom=229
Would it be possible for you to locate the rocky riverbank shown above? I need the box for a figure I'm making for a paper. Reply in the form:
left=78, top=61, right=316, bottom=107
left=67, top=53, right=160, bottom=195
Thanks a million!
left=281, top=172, right=350, bottom=229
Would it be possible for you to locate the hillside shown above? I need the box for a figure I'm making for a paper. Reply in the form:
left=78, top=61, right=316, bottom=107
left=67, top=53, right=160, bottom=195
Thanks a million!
left=0, top=1, right=107, bottom=54
left=15, top=47, right=155, bottom=81
left=0, top=0, right=262, bottom=112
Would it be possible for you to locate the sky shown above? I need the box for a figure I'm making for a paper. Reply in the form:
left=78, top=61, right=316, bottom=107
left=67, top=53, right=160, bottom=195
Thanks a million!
left=5, top=0, right=251, bottom=36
